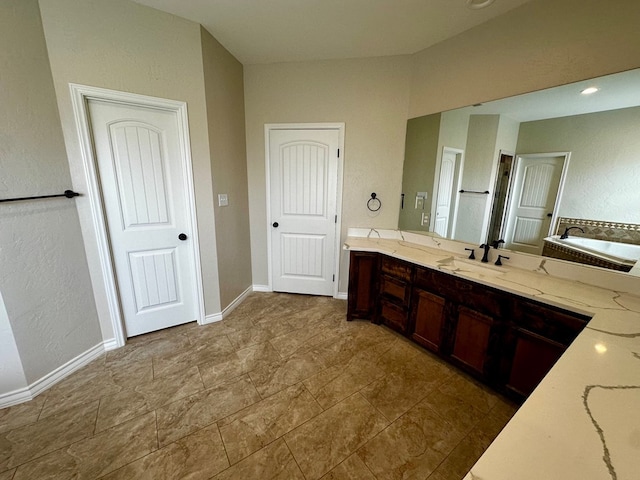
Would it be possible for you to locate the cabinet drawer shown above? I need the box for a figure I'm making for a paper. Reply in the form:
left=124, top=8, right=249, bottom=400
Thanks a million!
left=414, top=266, right=443, bottom=291
left=415, top=266, right=508, bottom=318
left=381, top=256, right=412, bottom=281
left=380, top=274, right=410, bottom=306
left=378, top=299, right=409, bottom=334
left=514, top=300, right=589, bottom=346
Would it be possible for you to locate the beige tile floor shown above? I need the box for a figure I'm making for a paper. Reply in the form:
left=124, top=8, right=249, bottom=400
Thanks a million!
left=0, top=293, right=518, bottom=480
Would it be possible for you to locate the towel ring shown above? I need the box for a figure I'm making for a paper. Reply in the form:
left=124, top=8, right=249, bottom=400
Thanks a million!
left=367, top=192, right=381, bottom=212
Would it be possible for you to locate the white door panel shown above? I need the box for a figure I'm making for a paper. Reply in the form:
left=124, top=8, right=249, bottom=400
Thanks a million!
left=88, top=99, right=198, bottom=336
left=505, top=154, right=565, bottom=255
left=434, top=148, right=463, bottom=238
left=269, top=128, right=340, bottom=296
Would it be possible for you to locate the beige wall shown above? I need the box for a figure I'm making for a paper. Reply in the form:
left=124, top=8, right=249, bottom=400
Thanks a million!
left=38, top=0, right=224, bottom=327
left=0, top=0, right=101, bottom=385
left=516, top=106, right=640, bottom=223
left=455, top=115, right=500, bottom=243
left=244, top=56, right=413, bottom=293
left=201, top=27, right=252, bottom=307
left=409, top=0, right=640, bottom=118
left=398, top=114, right=441, bottom=232
left=246, top=0, right=640, bottom=294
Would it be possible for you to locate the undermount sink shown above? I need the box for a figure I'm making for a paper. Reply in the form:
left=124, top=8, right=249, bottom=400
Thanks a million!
left=437, top=258, right=506, bottom=278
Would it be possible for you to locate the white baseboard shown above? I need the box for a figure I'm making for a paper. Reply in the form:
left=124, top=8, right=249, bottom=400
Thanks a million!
left=335, top=291, right=348, bottom=300
left=0, top=388, right=31, bottom=409
left=0, top=340, right=110, bottom=409
left=202, top=285, right=254, bottom=325
left=203, top=313, right=223, bottom=324
left=103, top=338, right=119, bottom=351
left=252, top=284, right=271, bottom=292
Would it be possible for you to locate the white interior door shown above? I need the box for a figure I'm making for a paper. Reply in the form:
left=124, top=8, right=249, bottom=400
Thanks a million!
left=434, top=148, right=462, bottom=238
left=88, top=99, right=199, bottom=337
left=269, top=128, right=340, bottom=296
left=504, top=154, right=566, bottom=255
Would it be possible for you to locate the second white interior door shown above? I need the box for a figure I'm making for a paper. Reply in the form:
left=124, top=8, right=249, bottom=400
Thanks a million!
left=269, top=127, right=341, bottom=296
left=504, top=154, right=565, bottom=254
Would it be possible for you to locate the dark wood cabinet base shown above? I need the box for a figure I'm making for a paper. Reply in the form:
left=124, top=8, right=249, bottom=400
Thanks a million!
left=347, top=250, right=590, bottom=402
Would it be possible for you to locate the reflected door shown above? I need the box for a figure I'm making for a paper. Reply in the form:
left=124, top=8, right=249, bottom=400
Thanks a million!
left=88, top=99, right=199, bottom=337
left=434, top=148, right=463, bottom=238
left=269, top=128, right=340, bottom=296
left=504, top=154, right=566, bottom=255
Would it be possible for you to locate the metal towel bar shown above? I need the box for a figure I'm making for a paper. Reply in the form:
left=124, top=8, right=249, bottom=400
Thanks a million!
left=0, top=190, right=80, bottom=204
left=459, top=189, right=490, bottom=195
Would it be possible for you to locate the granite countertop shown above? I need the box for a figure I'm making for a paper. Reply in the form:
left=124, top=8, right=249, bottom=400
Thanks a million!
left=344, top=231, right=640, bottom=480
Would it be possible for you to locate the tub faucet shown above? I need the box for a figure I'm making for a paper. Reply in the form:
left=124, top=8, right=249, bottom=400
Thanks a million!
left=560, top=226, right=585, bottom=239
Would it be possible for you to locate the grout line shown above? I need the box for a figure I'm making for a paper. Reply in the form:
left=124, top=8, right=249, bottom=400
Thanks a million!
left=217, top=422, right=233, bottom=468
left=153, top=409, right=160, bottom=451
left=282, top=436, right=308, bottom=480
left=92, top=398, right=101, bottom=435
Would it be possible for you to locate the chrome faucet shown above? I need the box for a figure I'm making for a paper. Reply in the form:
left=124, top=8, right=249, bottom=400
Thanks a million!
left=560, top=226, right=585, bottom=239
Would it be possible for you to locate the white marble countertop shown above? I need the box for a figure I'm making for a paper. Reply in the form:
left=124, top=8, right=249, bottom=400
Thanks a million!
left=344, top=230, right=640, bottom=480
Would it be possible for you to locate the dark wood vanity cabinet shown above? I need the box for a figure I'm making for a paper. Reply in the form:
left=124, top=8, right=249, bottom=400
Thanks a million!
left=376, top=256, right=413, bottom=334
left=500, top=299, right=590, bottom=400
left=412, top=265, right=508, bottom=383
left=346, top=251, right=378, bottom=320
left=450, top=306, right=503, bottom=382
left=347, top=250, right=591, bottom=401
left=410, top=288, right=446, bottom=353
left=501, top=327, right=566, bottom=398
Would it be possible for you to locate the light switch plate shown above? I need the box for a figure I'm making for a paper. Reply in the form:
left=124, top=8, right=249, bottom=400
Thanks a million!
left=218, top=194, right=229, bottom=207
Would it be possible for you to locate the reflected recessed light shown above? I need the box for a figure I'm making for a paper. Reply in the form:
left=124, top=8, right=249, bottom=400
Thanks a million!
left=594, top=343, right=607, bottom=354
left=466, top=0, right=495, bottom=9
left=581, top=87, right=599, bottom=95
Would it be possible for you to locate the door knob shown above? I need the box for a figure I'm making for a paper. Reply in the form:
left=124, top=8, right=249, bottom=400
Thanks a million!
left=178, top=233, right=188, bottom=241
left=547, top=213, right=553, bottom=217
left=272, top=222, right=279, bottom=228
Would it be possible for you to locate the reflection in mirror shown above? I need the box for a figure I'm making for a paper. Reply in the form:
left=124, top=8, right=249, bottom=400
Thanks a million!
left=398, top=68, right=640, bottom=272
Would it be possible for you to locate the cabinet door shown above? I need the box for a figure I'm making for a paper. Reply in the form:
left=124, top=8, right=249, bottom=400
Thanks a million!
left=505, top=328, right=565, bottom=399
left=450, top=306, right=499, bottom=379
left=411, top=288, right=446, bottom=353
left=347, top=251, right=378, bottom=320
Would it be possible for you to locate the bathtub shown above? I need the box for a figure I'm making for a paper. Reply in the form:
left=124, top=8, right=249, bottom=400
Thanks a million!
left=544, top=235, right=640, bottom=267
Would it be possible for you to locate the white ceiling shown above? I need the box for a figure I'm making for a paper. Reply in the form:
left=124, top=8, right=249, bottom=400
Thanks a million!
left=132, top=0, right=535, bottom=64
left=455, top=68, right=640, bottom=122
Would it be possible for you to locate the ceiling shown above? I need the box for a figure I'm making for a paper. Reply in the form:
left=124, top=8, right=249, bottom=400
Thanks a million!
left=131, top=0, right=535, bottom=65
left=456, top=68, right=640, bottom=122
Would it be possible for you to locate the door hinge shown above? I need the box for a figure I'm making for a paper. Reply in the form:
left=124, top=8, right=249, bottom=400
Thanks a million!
left=335, top=215, right=337, bottom=223
left=337, top=148, right=340, bottom=158
left=332, top=274, right=335, bottom=282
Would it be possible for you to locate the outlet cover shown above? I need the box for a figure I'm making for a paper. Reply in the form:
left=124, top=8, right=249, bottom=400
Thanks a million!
left=218, top=194, right=229, bottom=207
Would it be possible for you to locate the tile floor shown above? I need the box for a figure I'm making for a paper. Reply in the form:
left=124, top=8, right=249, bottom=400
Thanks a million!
left=0, top=293, right=518, bottom=480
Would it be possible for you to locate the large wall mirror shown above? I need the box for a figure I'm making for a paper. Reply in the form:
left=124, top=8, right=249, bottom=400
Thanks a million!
left=399, top=68, right=640, bottom=272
